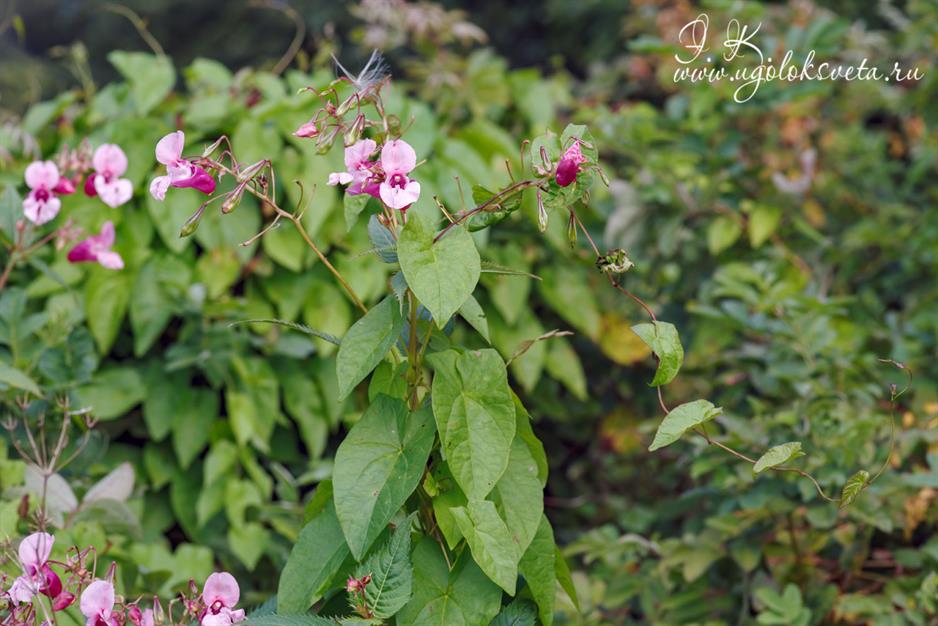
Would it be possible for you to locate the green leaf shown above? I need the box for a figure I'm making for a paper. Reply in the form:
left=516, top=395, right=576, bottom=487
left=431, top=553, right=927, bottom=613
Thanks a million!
left=228, top=522, right=268, bottom=569
left=130, top=255, right=190, bottom=356
left=173, top=389, right=218, bottom=468
left=707, top=216, right=742, bottom=255
left=748, top=205, right=782, bottom=247
left=840, top=469, right=870, bottom=509
left=489, top=599, right=537, bottom=626
left=544, top=337, right=587, bottom=400
left=753, top=442, right=805, bottom=474
left=648, top=399, right=722, bottom=451
left=512, top=394, right=548, bottom=487
left=397, top=537, right=502, bottom=626
left=398, top=213, right=480, bottom=327
left=336, top=296, right=404, bottom=400
left=0, top=361, right=40, bottom=396
left=428, top=349, right=516, bottom=499
left=76, top=367, right=145, bottom=420
left=333, top=395, right=434, bottom=559
left=630, top=321, right=684, bottom=387
left=108, top=51, right=175, bottom=115
left=345, top=193, right=371, bottom=231
left=355, top=514, right=414, bottom=619
left=491, top=438, right=543, bottom=556
left=246, top=615, right=339, bottom=626
left=0, top=186, right=21, bottom=243
left=519, top=516, right=557, bottom=626
left=85, top=267, right=132, bottom=353
left=368, top=215, right=398, bottom=263
left=450, top=499, right=519, bottom=594
left=277, top=500, right=350, bottom=613
left=458, top=295, right=490, bottom=343
left=554, top=546, right=579, bottom=611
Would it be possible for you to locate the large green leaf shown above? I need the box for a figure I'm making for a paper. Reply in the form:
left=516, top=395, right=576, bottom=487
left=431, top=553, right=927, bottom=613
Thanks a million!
left=519, top=516, right=557, bottom=626
left=489, top=599, right=537, bottom=626
left=428, top=349, right=516, bottom=499
left=648, top=399, right=723, bottom=451
left=333, top=395, right=434, bottom=559
left=355, top=514, right=414, bottom=619
left=753, top=442, right=805, bottom=475
left=630, top=321, right=684, bottom=387
left=398, top=213, right=480, bottom=327
left=277, top=498, right=349, bottom=613
left=246, top=615, right=339, bottom=626
left=450, top=499, right=519, bottom=594
left=491, top=437, right=543, bottom=556
left=108, top=51, right=175, bottom=115
left=0, top=361, right=40, bottom=396
left=397, top=537, right=501, bottom=626
left=85, top=267, right=132, bottom=354
left=75, top=367, right=145, bottom=421
left=336, top=296, right=404, bottom=400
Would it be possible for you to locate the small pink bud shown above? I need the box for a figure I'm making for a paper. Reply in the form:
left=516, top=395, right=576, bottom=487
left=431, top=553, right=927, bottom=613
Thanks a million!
left=53, top=591, right=75, bottom=611
left=345, top=578, right=360, bottom=593
left=293, top=121, right=319, bottom=138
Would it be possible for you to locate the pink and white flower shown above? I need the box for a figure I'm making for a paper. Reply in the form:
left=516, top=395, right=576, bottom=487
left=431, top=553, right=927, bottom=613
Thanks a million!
left=9, top=533, right=62, bottom=605
left=200, top=572, right=245, bottom=626
left=555, top=141, right=587, bottom=187
left=84, top=144, right=133, bottom=208
left=67, top=222, right=124, bottom=270
left=378, top=139, right=420, bottom=210
left=23, top=161, right=63, bottom=225
left=328, top=139, right=380, bottom=197
left=79, top=580, right=118, bottom=626
left=149, top=131, right=217, bottom=200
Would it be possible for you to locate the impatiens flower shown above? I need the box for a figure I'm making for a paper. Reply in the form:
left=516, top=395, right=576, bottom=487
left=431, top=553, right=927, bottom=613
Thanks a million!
left=200, top=572, right=245, bottom=626
left=80, top=580, right=118, bottom=626
left=9, top=532, right=62, bottom=605
left=85, top=144, right=133, bottom=208
left=293, top=120, right=319, bottom=138
left=555, top=141, right=588, bottom=187
left=149, top=131, right=217, bottom=200
left=328, top=139, right=380, bottom=197
left=378, top=139, right=421, bottom=210
left=53, top=591, right=76, bottom=611
left=67, top=222, right=124, bottom=270
left=23, top=161, right=62, bottom=225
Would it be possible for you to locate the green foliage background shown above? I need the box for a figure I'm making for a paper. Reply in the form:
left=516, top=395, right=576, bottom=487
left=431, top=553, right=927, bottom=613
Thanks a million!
left=2, top=1, right=938, bottom=624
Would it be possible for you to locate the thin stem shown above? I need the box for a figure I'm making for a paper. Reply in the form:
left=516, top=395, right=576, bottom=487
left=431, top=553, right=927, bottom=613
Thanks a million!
left=433, top=179, right=540, bottom=243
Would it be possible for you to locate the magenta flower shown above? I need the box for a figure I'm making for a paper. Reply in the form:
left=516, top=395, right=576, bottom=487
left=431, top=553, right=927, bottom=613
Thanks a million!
left=149, top=131, right=217, bottom=200
left=80, top=580, right=118, bottom=626
left=328, top=139, right=380, bottom=197
left=84, top=144, right=133, bottom=208
left=200, top=572, right=245, bottom=626
left=378, top=139, right=420, bottom=210
left=9, top=532, right=63, bottom=605
left=293, top=120, right=319, bottom=138
left=67, top=222, right=124, bottom=270
left=555, top=141, right=588, bottom=187
left=23, top=161, right=62, bottom=225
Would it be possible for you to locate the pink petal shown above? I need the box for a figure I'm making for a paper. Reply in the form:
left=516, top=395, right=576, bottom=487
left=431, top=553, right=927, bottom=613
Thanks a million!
left=328, top=172, right=353, bottom=186
left=24, top=161, right=60, bottom=191
left=155, top=131, right=185, bottom=166
left=79, top=580, right=114, bottom=620
left=379, top=179, right=421, bottom=210
left=201, top=614, right=231, bottom=626
left=23, top=194, right=61, bottom=225
left=67, top=239, right=96, bottom=263
left=202, top=572, right=239, bottom=609
left=40, top=565, right=62, bottom=598
left=96, top=251, right=124, bottom=270
left=171, top=166, right=216, bottom=195
left=380, top=140, right=416, bottom=175
left=229, top=610, right=245, bottom=624
left=54, top=592, right=76, bottom=611
left=94, top=178, right=133, bottom=208
left=85, top=175, right=99, bottom=197
left=93, top=144, right=128, bottom=177
left=53, top=177, right=77, bottom=195
left=9, top=576, right=35, bottom=605
left=149, top=176, right=171, bottom=201
left=141, top=609, right=154, bottom=626
left=19, top=532, right=54, bottom=567
left=344, top=139, right=377, bottom=170
left=98, top=221, right=116, bottom=247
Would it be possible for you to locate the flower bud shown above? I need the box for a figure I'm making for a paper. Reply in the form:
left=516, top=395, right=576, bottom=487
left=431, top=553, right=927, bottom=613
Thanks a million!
left=536, top=188, right=548, bottom=233
left=566, top=212, right=577, bottom=248
left=344, top=115, right=366, bottom=147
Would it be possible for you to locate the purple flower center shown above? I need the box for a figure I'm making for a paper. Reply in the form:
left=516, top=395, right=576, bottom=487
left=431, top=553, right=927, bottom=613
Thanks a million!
left=388, top=173, right=407, bottom=189
left=210, top=600, right=225, bottom=614
left=34, top=189, right=50, bottom=202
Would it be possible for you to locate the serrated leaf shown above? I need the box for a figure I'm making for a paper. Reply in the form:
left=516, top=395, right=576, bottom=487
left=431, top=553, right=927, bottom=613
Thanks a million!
left=630, top=321, right=684, bottom=387
left=247, top=615, right=339, bottom=626
left=277, top=500, right=349, bottom=613
left=648, top=399, right=722, bottom=451
left=489, top=598, right=537, bottom=626
left=840, top=469, right=870, bottom=509
left=753, top=442, right=805, bottom=474
left=355, top=514, right=414, bottom=619
left=333, top=396, right=434, bottom=559
left=336, top=297, right=404, bottom=400
left=450, top=499, right=519, bottom=594
left=428, top=349, right=516, bottom=499
left=398, top=213, right=480, bottom=327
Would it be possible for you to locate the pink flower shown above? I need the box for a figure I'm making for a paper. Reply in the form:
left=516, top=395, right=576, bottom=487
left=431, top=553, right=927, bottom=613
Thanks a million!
left=80, top=580, right=118, bottom=626
left=9, top=532, right=63, bottom=605
left=85, top=144, right=133, bottom=208
left=53, top=591, right=76, bottom=611
left=328, top=139, right=380, bottom=197
left=149, top=131, right=217, bottom=200
left=23, top=161, right=62, bottom=225
left=67, top=222, right=124, bottom=270
left=200, top=572, right=245, bottom=626
left=555, top=141, right=588, bottom=187
left=378, top=140, right=420, bottom=210
left=293, top=120, right=319, bottom=138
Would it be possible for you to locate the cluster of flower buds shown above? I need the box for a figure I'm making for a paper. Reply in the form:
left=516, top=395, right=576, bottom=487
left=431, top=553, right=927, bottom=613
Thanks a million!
left=1, top=533, right=246, bottom=626
left=18, top=141, right=134, bottom=271
left=345, top=574, right=372, bottom=619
